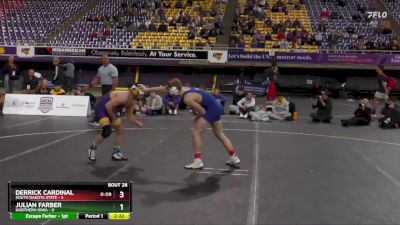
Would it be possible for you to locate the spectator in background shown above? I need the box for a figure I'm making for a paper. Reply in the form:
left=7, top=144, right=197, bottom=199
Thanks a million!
left=265, top=17, right=273, bottom=27
left=284, top=19, right=292, bottom=28
left=372, top=66, right=389, bottom=116
left=52, top=57, right=66, bottom=87
left=382, top=20, right=392, bottom=35
left=249, top=105, right=270, bottom=122
left=163, top=91, right=181, bottom=115
left=158, top=22, right=168, bottom=32
left=212, top=88, right=227, bottom=114
left=265, top=32, right=272, bottom=41
left=293, top=19, right=302, bottom=28
left=281, top=4, right=288, bottom=15
left=270, top=96, right=292, bottom=120
left=148, top=22, right=157, bottom=32
left=341, top=98, right=371, bottom=127
left=136, top=42, right=144, bottom=49
left=318, top=19, right=328, bottom=32
left=188, top=28, right=196, bottom=39
left=237, top=92, right=256, bottom=119
left=175, top=0, right=183, bottom=8
left=237, top=37, right=246, bottom=48
left=365, top=39, right=375, bottom=50
left=229, top=86, right=246, bottom=114
left=330, top=11, right=340, bottom=19
left=173, top=42, right=182, bottom=49
left=23, top=69, right=39, bottom=94
left=389, top=40, right=400, bottom=51
left=152, top=43, right=160, bottom=49
left=320, top=8, right=329, bottom=20
left=2, top=55, right=20, bottom=93
left=310, top=91, right=332, bottom=123
left=50, top=85, right=66, bottom=95
left=264, top=63, right=279, bottom=101
left=379, top=100, right=400, bottom=129
left=369, top=19, right=379, bottom=34
left=63, top=62, right=75, bottom=93
left=73, top=86, right=96, bottom=110
left=36, top=79, right=50, bottom=94
left=138, top=22, right=148, bottom=32
left=271, top=4, right=279, bottom=12
left=145, top=91, right=163, bottom=115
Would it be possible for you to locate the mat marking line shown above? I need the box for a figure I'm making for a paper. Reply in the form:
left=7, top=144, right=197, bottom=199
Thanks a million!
left=247, top=122, right=260, bottom=225
left=1, top=116, right=56, bottom=130
left=0, top=131, right=88, bottom=163
left=2, top=128, right=400, bottom=147
left=203, top=167, right=249, bottom=172
left=104, top=122, right=189, bottom=181
left=195, top=171, right=249, bottom=176
left=351, top=146, right=400, bottom=187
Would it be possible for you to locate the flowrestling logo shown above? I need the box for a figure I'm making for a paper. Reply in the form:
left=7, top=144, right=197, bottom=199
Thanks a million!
left=367, top=11, right=388, bottom=19
left=38, top=97, right=53, bottom=113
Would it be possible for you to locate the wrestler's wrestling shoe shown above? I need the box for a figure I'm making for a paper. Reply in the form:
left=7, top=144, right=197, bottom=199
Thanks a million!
left=184, top=158, right=204, bottom=169
left=226, top=155, right=240, bottom=166
left=112, top=152, right=128, bottom=161
left=88, top=148, right=96, bottom=161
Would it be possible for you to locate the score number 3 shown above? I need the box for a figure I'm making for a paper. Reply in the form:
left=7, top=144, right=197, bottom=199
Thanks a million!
left=119, top=191, right=125, bottom=211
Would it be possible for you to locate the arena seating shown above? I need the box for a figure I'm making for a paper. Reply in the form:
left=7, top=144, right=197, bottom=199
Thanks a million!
left=53, top=0, right=142, bottom=48
left=231, top=0, right=318, bottom=52
left=52, top=0, right=224, bottom=49
left=305, top=0, right=394, bottom=50
left=382, top=0, right=400, bottom=24
left=0, top=0, right=89, bottom=45
left=130, top=0, right=225, bottom=49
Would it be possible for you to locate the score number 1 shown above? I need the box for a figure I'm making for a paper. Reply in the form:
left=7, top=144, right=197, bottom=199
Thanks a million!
left=119, top=191, right=126, bottom=211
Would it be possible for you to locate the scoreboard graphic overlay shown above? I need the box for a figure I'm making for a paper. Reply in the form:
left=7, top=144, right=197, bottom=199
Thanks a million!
left=8, top=182, right=132, bottom=221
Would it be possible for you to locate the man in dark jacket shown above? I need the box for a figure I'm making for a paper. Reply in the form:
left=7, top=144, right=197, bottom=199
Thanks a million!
left=2, top=55, right=20, bottom=93
left=341, top=99, right=371, bottom=127
left=379, top=100, right=400, bottom=128
left=229, top=86, right=247, bottom=115
left=23, top=69, right=39, bottom=94
left=52, top=57, right=66, bottom=87
left=310, top=91, right=333, bottom=123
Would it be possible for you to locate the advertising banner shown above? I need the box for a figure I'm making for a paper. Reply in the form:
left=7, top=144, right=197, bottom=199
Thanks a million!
left=16, top=46, right=35, bottom=58
left=208, top=50, right=228, bottom=63
left=35, top=47, right=209, bottom=60
left=228, top=51, right=400, bottom=66
left=3, top=94, right=91, bottom=117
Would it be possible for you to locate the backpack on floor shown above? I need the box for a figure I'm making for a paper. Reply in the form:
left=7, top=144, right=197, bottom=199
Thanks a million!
left=288, top=101, right=296, bottom=121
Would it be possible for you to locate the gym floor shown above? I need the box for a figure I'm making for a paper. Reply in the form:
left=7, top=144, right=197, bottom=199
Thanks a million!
left=1, top=97, right=400, bottom=225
